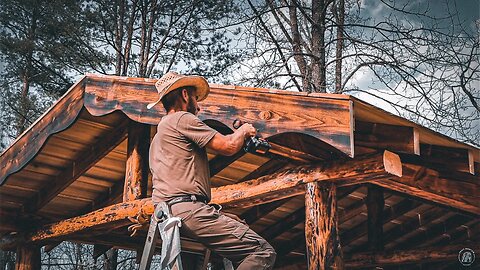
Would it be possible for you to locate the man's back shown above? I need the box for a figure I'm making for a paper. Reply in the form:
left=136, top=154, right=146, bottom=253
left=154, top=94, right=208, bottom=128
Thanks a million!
left=149, top=111, right=217, bottom=203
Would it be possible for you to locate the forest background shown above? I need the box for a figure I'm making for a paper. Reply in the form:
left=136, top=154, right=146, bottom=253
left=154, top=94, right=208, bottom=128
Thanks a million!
left=0, top=0, right=478, bottom=268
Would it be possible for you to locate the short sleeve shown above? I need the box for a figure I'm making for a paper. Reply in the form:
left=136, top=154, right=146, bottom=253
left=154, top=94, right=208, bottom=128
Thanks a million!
left=176, top=113, right=218, bottom=148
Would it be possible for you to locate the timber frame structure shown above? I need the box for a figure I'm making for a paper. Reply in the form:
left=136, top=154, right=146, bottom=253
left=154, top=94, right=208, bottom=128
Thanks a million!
left=0, top=74, right=479, bottom=269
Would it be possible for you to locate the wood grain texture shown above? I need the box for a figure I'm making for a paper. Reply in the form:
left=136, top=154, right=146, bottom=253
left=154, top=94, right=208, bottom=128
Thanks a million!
left=366, top=184, right=384, bottom=251
left=15, top=245, right=40, bottom=270
left=305, top=182, right=344, bottom=270
left=0, top=151, right=401, bottom=247
left=123, top=121, right=150, bottom=202
left=0, top=78, right=85, bottom=185
left=83, top=75, right=354, bottom=157
left=23, top=118, right=128, bottom=213
left=344, top=243, right=480, bottom=268
left=355, top=121, right=419, bottom=155
left=372, top=161, right=480, bottom=215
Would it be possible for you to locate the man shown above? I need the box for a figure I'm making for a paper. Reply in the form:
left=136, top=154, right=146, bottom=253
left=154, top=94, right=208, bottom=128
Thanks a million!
left=148, top=72, right=276, bottom=269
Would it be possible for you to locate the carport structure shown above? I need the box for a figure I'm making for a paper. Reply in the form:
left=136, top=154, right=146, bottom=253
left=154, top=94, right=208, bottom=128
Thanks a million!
left=0, top=74, right=478, bottom=269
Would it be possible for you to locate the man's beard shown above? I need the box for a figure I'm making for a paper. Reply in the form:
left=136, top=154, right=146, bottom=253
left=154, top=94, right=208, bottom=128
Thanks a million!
left=187, top=95, right=197, bottom=115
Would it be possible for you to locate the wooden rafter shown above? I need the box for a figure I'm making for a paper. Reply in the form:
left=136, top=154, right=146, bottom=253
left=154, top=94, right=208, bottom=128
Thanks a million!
left=208, top=151, right=246, bottom=177
left=341, top=198, right=422, bottom=246
left=260, top=206, right=305, bottom=241
left=23, top=118, right=128, bottom=213
left=372, top=160, right=479, bottom=215
left=240, top=198, right=291, bottom=225
left=390, top=214, right=474, bottom=250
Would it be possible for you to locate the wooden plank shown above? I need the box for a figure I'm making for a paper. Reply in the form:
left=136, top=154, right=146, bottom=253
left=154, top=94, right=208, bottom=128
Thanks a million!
left=84, top=75, right=354, bottom=157
left=420, top=144, right=474, bottom=174
left=0, top=151, right=402, bottom=248
left=123, top=121, right=150, bottom=202
left=0, top=78, right=86, bottom=185
left=305, top=182, right=344, bottom=269
left=23, top=119, right=128, bottom=213
left=15, top=245, right=40, bottom=270
left=355, top=122, right=420, bottom=155
left=366, top=184, right=384, bottom=251
left=344, top=243, right=480, bottom=268
left=372, top=161, right=480, bottom=216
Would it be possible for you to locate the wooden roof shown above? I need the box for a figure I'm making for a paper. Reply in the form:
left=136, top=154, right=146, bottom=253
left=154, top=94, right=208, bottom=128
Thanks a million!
left=0, top=74, right=478, bottom=269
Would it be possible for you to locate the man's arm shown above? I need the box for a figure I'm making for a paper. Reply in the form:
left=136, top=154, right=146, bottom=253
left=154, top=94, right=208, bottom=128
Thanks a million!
left=206, top=123, right=256, bottom=156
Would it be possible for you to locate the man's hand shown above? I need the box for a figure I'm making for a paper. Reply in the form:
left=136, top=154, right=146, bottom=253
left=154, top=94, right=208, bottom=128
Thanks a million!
left=206, top=122, right=257, bottom=156
left=238, top=123, right=256, bottom=138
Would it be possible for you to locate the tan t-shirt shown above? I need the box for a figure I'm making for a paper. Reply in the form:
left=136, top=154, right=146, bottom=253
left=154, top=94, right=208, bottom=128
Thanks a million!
left=149, top=111, right=218, bottom=203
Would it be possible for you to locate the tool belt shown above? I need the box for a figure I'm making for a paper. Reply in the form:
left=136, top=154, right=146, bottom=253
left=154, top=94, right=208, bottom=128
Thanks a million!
left=167, top=194, right=208, bottom=206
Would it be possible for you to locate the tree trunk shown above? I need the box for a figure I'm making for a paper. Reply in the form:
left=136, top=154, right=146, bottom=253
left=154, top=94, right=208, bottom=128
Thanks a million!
left=105, top=249, right=118, bottom=270
left=334, top=0, right=345, bottom=93
left=311, top=0, right=327, bottom=93
left=16, top=3, right=38, bottom=136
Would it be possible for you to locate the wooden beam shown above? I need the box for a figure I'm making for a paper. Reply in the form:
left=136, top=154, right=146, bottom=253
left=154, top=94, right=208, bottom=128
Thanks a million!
left=1, top=151, right=402, bottom=248
left=366, top=184, right=384, bottom=251
left=355, top=121, right=420, bottom=155
left=372, top=161, right=479, bottom=216
left=214, top=150, right=402, bottom=208
left=15, top=245, right=40, bottom=270
left=344, top=243, right=480, bottom=268
left=261, top=206, right=305, bottom=241
left=24, top=119, right=128, bottom=213
left=123, top=121, right=150, bottom=202
left=305, top=182, right=344, bottom=269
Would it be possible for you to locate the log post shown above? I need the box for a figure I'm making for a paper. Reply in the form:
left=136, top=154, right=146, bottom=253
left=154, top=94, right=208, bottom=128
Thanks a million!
left=305, top=181, right=344, bottom=270
left=366, top=184, right=384, bottom=251
left=123, top=121, right=150, bottom=202
left=15, top=246, right=40, bottom=270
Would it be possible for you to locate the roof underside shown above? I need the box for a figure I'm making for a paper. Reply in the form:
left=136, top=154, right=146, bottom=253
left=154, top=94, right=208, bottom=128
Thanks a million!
left=0, top=74, right=478, bottom=269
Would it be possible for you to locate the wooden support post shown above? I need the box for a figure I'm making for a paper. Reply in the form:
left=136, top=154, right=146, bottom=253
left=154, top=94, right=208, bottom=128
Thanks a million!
left=15, top=246, right=40, bottom=270
left=305, top=182, right=344, bottom=270
left=366, top=184, right=384, bottom=251
left=123, top=121, right=150, bottom=202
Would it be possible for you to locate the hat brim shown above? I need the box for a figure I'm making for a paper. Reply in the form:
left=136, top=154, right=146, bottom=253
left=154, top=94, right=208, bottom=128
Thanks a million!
left=147, top=75, right=210, bottom=109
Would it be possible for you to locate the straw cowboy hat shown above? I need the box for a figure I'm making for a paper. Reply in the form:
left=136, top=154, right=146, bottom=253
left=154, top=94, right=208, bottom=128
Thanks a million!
left=147, top=71, right=210, bottom=109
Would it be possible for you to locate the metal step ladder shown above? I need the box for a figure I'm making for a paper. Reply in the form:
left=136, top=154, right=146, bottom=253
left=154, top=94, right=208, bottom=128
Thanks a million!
left=139, top=202, right=233, bottom=270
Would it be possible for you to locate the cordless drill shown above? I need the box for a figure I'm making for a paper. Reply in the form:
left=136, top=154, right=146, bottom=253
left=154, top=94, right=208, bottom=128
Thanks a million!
left=232, top=119, right=271, bottom=155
